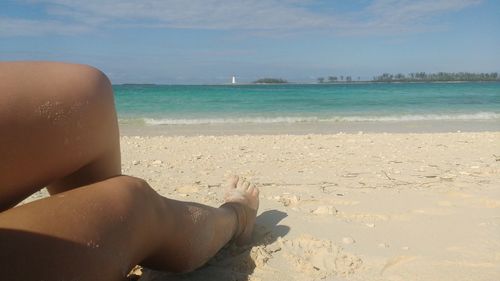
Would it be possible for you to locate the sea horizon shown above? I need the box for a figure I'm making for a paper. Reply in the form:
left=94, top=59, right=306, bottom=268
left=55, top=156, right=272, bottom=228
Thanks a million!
left=114, top=80, right=500, bottom=87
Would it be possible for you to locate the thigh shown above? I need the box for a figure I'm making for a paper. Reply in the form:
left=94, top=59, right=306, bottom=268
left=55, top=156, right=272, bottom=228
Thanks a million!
left=0, top=61, right=121, bottom=210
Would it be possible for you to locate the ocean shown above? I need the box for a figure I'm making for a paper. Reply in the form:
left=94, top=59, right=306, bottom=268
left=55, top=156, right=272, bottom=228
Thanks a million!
left=114, top=82, right=500, bottom=135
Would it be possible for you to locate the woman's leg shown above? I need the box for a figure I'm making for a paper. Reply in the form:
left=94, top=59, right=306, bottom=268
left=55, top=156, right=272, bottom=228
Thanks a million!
left=0, top=175, right=259, bottom=281
left=0, top=61, right=121, bottom=210
left=0, top=61, right=260, bottom=280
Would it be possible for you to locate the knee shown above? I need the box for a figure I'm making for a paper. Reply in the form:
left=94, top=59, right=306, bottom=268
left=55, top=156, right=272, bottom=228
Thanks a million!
left=57, top=63, right=119, bottom=138
left=61, top=62, right=109, bottom=82
left=65, top=63, right=114, bottom=103
left=80, top=65, right=111, bottom=89
left=115, top=176, right=153, bottom=196
left=35, top=62, right=114, bottom=114
left=100, top=176, right=163, bottom=221
left=106, top=176, right=156, bottom=204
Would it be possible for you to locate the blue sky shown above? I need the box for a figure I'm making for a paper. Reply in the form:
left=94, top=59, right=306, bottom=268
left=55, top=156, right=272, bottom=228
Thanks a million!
left=1, top=0, right=499, bottom=84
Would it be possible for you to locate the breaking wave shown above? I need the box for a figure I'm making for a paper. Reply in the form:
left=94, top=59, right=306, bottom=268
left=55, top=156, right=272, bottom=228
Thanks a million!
left=134, top=112, right=500, bottom=125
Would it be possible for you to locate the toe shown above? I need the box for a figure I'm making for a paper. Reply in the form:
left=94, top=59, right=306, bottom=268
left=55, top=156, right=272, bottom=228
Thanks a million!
left=228, top=175, right=239, bottom=189
left=252, top=188, right=259, bottom=197
left=242, top=181, right=251, bottom=191
left=236, top=177, right=245, bottom=190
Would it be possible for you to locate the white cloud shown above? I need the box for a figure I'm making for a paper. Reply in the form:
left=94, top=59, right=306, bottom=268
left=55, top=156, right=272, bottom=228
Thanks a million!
left=2, top=0, right=482, bottom=36
left=39, top=0, right=332, bottom=30
left=364, top=0, right=482, bottom=30
left=0, top=16, right=89, bottom=36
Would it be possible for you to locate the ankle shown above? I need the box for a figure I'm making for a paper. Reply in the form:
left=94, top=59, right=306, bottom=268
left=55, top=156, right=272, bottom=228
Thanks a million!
left=220, top=202, right=243, bottom=241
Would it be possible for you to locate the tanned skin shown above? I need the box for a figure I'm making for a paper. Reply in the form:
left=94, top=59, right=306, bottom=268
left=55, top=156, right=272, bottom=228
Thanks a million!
left=0, top=62, right=259, bottom=281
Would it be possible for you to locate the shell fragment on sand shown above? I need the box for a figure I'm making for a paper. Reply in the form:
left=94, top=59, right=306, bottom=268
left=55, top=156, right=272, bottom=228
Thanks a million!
left=312, top=205, right=338, bottom=215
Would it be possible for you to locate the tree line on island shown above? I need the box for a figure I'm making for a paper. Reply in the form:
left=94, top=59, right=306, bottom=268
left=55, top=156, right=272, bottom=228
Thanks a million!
left=251, top=72, right=499, bottom=84
left=253, top=78, right=288, bottom=84
left=372, top=72, right=499, bottom=82
left=317, top=72, right=499, bottom=83
left=317, top=76, right=358, bottom=83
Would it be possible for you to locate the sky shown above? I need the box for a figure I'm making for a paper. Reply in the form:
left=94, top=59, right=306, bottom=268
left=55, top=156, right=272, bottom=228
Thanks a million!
left=1, top=0, right=499, bottom=84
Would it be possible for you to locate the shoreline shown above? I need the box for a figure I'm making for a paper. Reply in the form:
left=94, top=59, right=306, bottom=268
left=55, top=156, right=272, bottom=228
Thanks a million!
left=119, top=120, right=500, bottom=136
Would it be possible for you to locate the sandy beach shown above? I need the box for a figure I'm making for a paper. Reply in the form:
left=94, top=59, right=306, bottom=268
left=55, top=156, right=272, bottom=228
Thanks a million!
left=25, top=131, right=500, bottom=280
left=4, top=1, right=500, bottom=280
left=119, top=131, right=500, bottom=281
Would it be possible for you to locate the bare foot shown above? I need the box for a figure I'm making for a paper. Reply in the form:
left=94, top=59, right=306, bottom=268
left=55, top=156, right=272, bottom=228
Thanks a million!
left=221, top=175, right=259, bottom=246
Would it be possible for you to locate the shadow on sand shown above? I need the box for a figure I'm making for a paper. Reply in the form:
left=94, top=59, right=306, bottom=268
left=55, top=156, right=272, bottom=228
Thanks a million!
left=139, top=210, right=290, bottom=281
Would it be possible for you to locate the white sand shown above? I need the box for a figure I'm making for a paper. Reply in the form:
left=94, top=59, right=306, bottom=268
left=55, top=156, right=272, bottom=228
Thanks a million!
left=116, top=132, right=500, bottom=281
left=27, top=132, right=500, bottom=280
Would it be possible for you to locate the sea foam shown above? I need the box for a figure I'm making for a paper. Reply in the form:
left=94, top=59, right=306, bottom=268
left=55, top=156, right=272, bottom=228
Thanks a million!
left=139, top=112, right=500, bottom=125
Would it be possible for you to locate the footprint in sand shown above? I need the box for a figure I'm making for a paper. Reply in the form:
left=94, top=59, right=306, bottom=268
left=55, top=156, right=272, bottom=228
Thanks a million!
left=277, top=235, right=363, bottom=278
left=380, top=255, right=417, bottom=275
left=275, top=194, right=300, bottom=207
left=311, top=205, right=338, bottom=215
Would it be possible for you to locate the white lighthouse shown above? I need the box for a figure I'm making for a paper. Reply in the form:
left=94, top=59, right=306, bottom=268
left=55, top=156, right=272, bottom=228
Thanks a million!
left=231, top=76, right=236, bottom=84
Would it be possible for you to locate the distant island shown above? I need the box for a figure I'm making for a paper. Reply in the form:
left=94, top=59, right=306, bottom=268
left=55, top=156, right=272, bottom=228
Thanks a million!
left=317, top=76, right=357, bottom=83
left=317, top=72, right=499, bottom=83
left=372, top=72, right=499, bottom=82
left=253, top=78, right=288, bottom=84
left=119, top=83, right=157, bottom=86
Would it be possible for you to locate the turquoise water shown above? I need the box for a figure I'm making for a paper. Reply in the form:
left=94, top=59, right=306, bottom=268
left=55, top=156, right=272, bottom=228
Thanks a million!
left=114, top=82, right=500, bottom=126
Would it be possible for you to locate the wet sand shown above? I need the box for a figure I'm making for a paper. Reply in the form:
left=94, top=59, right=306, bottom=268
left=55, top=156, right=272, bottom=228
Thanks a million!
left=119, top=120, right=500, bottom=136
